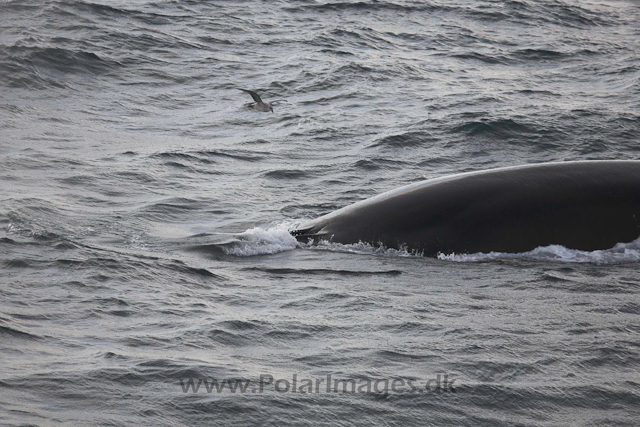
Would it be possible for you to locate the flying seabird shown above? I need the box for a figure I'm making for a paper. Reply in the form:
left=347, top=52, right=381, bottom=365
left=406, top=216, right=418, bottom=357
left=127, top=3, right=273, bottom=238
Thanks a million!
left=239, top=89, right=274, bottom=113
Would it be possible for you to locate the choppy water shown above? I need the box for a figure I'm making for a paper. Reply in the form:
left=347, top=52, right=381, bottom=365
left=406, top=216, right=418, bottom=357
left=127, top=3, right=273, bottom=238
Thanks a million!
left=2, top=0, right=640, bottom=425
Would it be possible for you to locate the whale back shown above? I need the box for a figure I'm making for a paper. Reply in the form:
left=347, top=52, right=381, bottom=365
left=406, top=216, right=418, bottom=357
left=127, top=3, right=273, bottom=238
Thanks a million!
left=292, top=161, right=640, bottom=256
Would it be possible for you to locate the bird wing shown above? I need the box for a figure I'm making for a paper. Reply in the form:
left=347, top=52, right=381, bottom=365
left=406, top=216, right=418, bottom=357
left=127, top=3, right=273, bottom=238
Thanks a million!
left=239, top=89, right=263, bottom=103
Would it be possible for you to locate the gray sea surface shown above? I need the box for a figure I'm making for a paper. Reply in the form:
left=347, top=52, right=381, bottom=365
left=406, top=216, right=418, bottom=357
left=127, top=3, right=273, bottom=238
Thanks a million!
left=1, top=0, right=640, bottom=425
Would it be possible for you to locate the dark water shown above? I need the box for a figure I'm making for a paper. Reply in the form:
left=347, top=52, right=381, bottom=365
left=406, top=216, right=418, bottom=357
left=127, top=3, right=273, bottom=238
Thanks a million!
left=2, top=0, right=640, bottom=425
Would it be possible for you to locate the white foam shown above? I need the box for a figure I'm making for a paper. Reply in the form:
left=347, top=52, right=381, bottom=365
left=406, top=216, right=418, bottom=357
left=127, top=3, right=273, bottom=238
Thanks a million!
left=303, top=233, right=640, bottom=264
left=222, top=223, right=299, bottom=256
left=437, top=237, right=640, bottom=264
left=309, top=239, right=421, bottom=258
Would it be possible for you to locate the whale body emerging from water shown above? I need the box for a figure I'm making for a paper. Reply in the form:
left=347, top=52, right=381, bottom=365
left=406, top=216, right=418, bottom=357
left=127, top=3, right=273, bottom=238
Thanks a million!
left=291, top=161, right=640, bottom=256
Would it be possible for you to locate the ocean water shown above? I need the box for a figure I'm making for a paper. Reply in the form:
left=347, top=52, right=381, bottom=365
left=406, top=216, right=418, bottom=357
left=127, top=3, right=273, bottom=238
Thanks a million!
left=1, top=0, right=640, bottom=425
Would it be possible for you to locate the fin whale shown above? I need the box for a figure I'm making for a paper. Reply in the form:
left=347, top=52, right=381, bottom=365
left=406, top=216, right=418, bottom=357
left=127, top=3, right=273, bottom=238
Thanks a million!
left=291, top=160, right=640, bottom=257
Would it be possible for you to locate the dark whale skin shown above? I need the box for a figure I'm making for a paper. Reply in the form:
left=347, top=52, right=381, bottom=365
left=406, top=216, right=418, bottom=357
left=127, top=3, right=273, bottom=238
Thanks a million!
left=291, top=161, right=640, bottom=257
